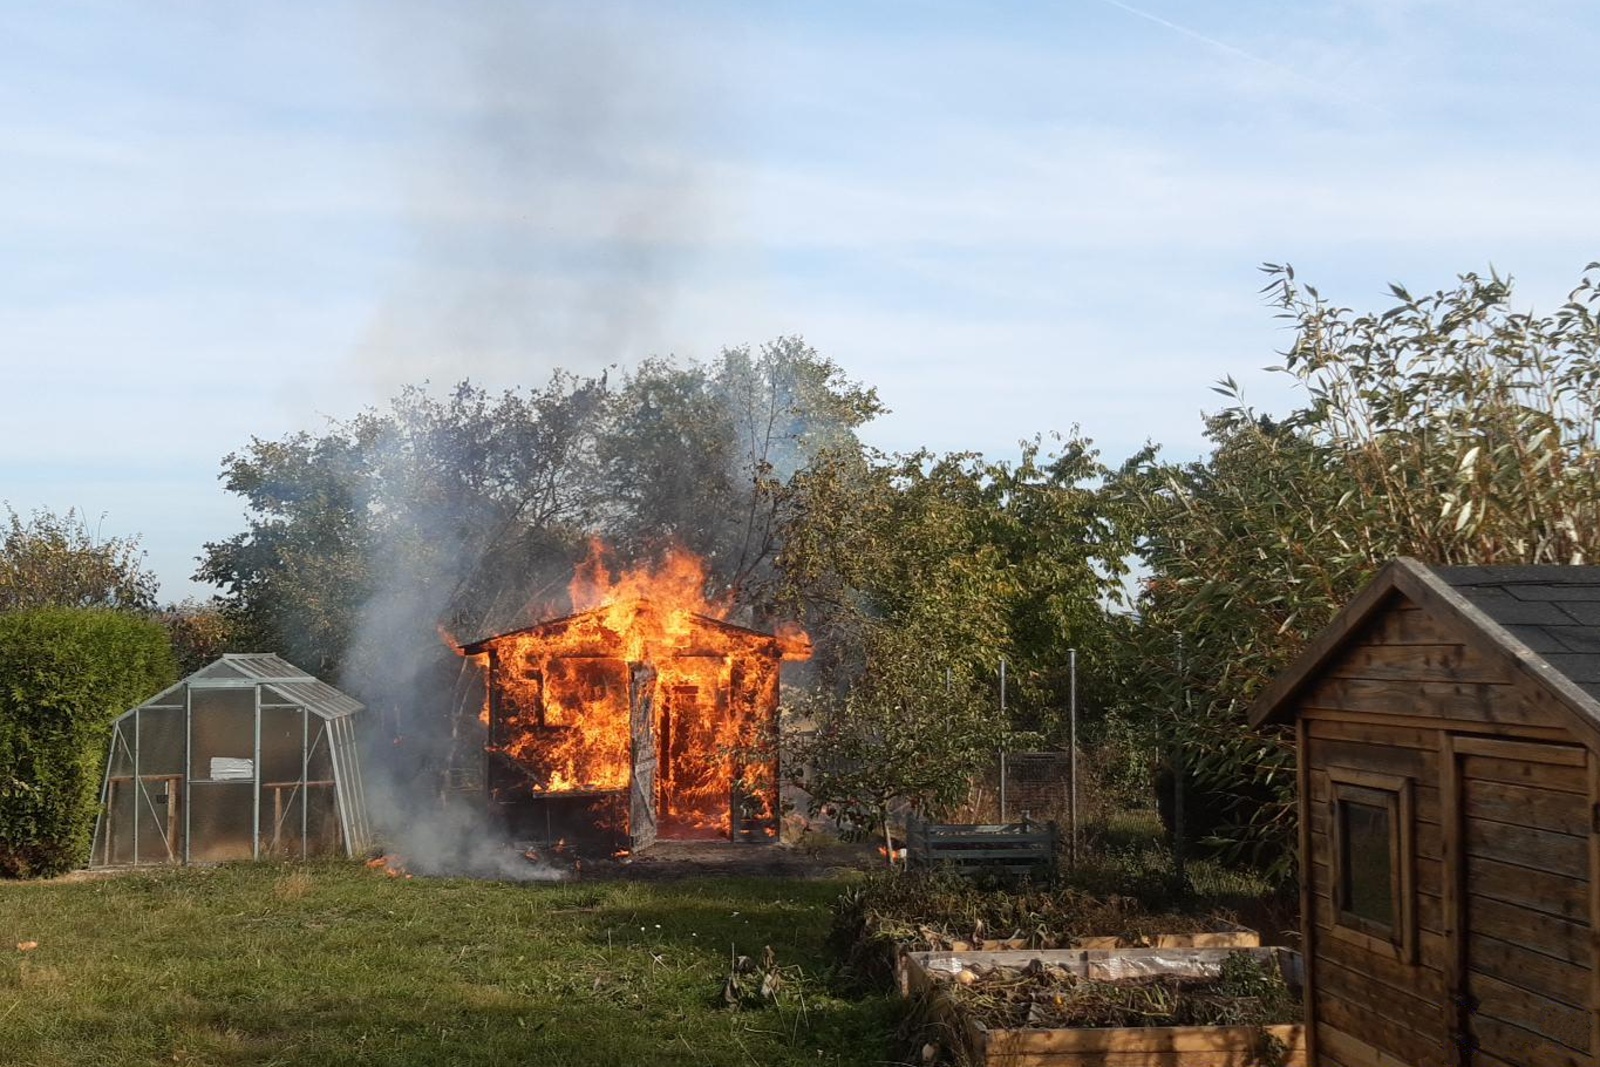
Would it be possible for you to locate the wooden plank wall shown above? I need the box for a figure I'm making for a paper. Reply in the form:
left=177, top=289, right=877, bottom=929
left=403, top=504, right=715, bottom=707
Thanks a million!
left=1296, top=599, right=1579, bottom=1067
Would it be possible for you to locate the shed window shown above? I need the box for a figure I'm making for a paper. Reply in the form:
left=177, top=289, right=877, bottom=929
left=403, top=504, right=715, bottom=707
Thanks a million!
left=1329, top=769, right=1414, bottom=962
left=1338, top=799, right=1393, bottom=926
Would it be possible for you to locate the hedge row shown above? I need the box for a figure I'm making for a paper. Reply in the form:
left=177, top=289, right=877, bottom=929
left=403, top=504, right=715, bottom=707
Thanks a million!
left=0, top=608, right=176, bottom=877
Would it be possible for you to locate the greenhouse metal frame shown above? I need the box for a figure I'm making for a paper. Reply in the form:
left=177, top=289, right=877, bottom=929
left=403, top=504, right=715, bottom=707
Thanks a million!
left=91, top=653, right=372, bottom=867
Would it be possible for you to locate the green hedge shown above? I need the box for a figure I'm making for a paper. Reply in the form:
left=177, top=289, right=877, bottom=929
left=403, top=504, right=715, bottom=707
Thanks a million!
left=0, top=608, right=176, bottom=877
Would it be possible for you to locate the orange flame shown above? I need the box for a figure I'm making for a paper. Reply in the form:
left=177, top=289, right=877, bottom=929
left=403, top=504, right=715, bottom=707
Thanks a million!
left=470, top=541, right=807, bottom=840
left=366, top=853, right=412, bottom=879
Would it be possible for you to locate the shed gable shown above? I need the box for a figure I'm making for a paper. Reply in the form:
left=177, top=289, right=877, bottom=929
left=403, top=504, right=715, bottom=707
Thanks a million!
left=1296, top=593, right=1566, bottom=734
left=1251, top=558, right=1600, bottom=748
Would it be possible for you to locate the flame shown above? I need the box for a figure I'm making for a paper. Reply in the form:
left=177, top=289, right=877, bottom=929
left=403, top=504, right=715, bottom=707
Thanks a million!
left=469, top=541, right=807, bottom=841
left=366, top=853, right=412, bottom=879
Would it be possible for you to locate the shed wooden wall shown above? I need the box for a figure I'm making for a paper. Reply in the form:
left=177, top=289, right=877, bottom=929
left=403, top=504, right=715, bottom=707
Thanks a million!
left=1294, top=594, right=1596, bottom=1067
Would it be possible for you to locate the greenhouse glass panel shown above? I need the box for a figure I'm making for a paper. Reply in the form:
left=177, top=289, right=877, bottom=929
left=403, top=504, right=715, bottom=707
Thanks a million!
left=102, top=777, right=137, bottom=865
left=136, top=706, right=186, bottom=777
left=107, top=720, right=135, bottom=779
left=306, top=721, right=334, bottom=782
left=259, top=706, right=304, bottom=784
left=190, top=688, right=255, bottom=781
left=133, top=777, right=182, bottom=864
left=187, top=782, right=255, bottom=861
left=304, top=785, right=343, bottom=856
left=262, top=785, right=305, bottom=859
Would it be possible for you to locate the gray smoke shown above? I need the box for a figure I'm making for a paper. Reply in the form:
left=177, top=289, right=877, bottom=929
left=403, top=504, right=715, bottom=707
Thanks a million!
left=350, top=0, right=716, bottom=389
left=336, top=1, right=720, bottom=877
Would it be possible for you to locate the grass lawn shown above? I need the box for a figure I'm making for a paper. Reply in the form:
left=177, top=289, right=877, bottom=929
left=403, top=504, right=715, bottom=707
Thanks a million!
left=0, top=863, right=900, bottom=1067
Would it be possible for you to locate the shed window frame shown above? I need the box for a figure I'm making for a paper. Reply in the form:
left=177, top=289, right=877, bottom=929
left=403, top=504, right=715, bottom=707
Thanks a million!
left=1328, top=767, right=1415, bottom=965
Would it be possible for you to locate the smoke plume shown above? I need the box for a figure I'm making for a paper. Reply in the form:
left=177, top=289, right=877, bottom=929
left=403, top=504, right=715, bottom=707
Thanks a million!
left=351, top=0, right=717, bottom=389
left=336, top=1, right=722, bottom=877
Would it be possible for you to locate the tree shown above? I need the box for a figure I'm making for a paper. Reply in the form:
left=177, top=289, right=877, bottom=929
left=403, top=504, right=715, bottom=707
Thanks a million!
left=597, top=337, right=882, bottom=610
left=197, top=426, right=379, bottom=677
left=154, top=599, right=237, bottom=676
left=778, top=435, right=1135, bottom=735
left=777, top=434, right=1136, bottom=835
left=789, top=653, right=1003, bottom=860
left=1118, top=262, right=1600, bottom=872
left=0, top=507, right=158, bottom=612
left=197, top=375, right=611, bottom=677
left=970, top=435, right=1144, bottom=737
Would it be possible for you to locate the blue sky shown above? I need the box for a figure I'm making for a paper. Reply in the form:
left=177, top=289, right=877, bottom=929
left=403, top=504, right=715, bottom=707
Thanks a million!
left=5, top=1, right=1599, bottom=600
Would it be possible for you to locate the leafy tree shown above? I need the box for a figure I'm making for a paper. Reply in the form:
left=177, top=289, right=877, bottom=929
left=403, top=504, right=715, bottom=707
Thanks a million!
left=154, top=599, right=238, bottom=676
left=971, top=435, right=1145, bottom=737
left=197, top=376, right=610, bottom=677
left=779, top=436, right=1134, bottom=730
left=789, top=653, right=1003, bottom=859
left=778, top=435, right=1136, bottom=832
left=598, top=337, right=882, bottom=608
left=197, top=426, right=380, bottom=676
left=0, top=506, right=158, bottom=612
left=0, top=608, right=176, bottom=877
left=1119, top=262, right=1600, bottom=872
left=199, top=340, right=880, bottom=695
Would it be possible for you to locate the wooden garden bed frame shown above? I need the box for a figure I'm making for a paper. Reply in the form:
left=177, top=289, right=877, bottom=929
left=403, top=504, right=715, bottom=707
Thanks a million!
left=901, top=947, right=1306, bottom=1067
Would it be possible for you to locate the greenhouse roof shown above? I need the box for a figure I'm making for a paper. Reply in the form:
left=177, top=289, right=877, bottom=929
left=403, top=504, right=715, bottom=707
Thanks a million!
left=132, top=653, right=363, bottom=720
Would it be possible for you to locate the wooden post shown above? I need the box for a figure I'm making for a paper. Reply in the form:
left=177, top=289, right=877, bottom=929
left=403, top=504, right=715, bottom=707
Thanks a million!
left=272, top=786, right=284, bottom=856
left=165, top=776, right=181, bottom=863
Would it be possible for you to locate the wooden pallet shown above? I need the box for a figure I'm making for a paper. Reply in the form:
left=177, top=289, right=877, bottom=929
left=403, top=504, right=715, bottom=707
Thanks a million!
left=905, top=816, right=1057, bottom=875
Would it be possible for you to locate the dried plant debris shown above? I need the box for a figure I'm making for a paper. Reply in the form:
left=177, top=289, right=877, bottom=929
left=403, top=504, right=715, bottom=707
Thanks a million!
left=942, top=952, right=1299, bottom=1030
left=833, top=870, right=1242, bottom=977
left=723, top=944, right=802, bottom=1011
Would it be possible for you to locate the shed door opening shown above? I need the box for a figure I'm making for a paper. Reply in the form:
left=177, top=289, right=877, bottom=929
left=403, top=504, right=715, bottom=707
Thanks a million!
left=1449, top=738, right=1593, bottom=1066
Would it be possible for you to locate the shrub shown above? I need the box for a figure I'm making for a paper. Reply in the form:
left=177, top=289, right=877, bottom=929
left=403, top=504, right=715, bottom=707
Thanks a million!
left=0, top=608, right=176, bottom=877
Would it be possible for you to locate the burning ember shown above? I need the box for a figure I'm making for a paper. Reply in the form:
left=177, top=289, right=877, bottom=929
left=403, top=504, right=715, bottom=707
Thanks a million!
left=457, top=542, right=808, bottom=850
left=366, top=854, right=412, bottom=879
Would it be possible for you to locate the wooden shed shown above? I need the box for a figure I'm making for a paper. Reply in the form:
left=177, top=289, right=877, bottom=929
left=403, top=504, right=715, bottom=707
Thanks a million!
left=459, top=602, right=804, bottom=851
left=1251, top=558, right=1600, bottom=1067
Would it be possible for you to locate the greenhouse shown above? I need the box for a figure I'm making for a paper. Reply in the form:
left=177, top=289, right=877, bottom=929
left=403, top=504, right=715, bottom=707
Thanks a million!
left=91, top=653, right=372, bottom=867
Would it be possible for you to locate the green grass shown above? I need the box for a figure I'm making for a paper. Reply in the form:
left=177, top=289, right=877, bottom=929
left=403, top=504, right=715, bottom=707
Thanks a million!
left=0, top=864, right=900, bottom=1067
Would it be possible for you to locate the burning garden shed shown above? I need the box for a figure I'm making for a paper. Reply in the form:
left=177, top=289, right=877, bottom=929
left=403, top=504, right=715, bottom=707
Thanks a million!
left=457, top=549, right=809, bottom=852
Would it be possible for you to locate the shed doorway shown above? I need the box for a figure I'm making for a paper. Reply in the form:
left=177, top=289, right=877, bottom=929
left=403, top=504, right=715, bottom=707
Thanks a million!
left=1445, top=736, right=1594, bottom=1066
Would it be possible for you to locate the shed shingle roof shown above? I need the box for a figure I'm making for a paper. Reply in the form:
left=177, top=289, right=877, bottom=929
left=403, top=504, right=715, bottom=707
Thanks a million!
left=1434, top=565, right=1600, bottom=707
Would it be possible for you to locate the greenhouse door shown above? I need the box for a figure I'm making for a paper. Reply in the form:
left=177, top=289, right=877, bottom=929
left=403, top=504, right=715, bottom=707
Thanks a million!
left=140, top=775, right=183, bottom=863
left=101, top=774, right=183, bottom=864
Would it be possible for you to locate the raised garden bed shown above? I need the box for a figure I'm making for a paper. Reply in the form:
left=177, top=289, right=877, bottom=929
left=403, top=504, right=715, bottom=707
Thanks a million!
left=922, top=928, right=1260, bottom=953
left=903, top=947, right=1305, bottom=1067
left=831, top=871, right=1264, bottom=989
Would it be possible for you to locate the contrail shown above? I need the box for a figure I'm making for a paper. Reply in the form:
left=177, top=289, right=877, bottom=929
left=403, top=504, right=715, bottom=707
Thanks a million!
left=1094, top=0, right=1328, bottom=91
